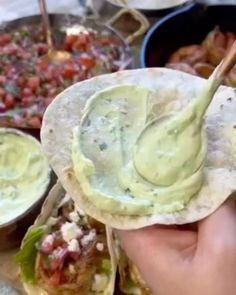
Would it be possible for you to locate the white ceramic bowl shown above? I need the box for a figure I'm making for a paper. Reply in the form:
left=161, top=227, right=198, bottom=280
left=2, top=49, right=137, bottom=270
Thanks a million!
left=106, top=0, right=191, bottom=11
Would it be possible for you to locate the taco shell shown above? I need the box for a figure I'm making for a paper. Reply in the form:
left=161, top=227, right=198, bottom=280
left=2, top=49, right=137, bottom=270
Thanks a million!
left=16, top=182, right=117, bottom=295
left=41, top=68, right=236, bottom=229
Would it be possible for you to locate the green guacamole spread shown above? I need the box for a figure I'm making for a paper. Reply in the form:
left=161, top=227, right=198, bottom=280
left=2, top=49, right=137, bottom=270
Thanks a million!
left=72, top=85, right=206, bottom=215
left=0, top=130, right=50, bottom=224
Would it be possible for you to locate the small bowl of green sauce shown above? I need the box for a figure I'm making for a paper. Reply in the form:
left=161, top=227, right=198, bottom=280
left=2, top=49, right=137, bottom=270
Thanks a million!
left=0, top=128, right=53, bottom=250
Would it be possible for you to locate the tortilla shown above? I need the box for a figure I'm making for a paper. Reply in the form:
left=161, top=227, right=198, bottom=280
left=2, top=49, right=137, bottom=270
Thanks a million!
left=41, top=68, right=236, bottom=229
left=17, top=182, right=117, bottom=295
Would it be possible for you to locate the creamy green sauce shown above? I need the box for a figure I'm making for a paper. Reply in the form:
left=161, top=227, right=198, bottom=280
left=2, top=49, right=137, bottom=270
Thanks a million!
left=0, top=131, right=50, bottom=225
left=72, top=85, right=207, bottom=215
left=134, top=111, right=206, bottom=186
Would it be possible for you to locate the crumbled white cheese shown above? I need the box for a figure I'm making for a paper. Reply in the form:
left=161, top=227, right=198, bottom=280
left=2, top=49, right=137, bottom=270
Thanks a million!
left=81, top=230, right=96, bottom=247
left=69, top=211, right=80, bottom=223
left=42, top=234, right=54, bottom=248
left=91, top=274, right=108, bottom=292
left=96, top=242, right=104, bottom=252
left=61, top=222, right=83, bottom=243
left=68, top=238, right=80, bottom=253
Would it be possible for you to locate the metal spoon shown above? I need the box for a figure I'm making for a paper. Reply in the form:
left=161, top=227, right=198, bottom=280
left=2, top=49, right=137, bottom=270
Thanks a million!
left=134, top=41, right=236, bottom=187
left=38, top=0, right=71, bottom=62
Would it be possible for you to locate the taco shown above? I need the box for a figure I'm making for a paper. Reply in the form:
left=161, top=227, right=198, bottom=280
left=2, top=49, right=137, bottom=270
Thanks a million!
left=41, top=68, right=236, bottom=229
left=15, top=182, right=116, bottom=295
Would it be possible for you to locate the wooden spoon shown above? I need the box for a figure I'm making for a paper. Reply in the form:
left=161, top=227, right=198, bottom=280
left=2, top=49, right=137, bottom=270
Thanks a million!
left=38, top=0, right=71, bottom=62
left=133, top=41, right=236, bottom=186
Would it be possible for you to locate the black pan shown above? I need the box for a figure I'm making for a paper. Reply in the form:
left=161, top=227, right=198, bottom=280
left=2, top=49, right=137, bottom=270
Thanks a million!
left=140, top=2, right=236, bottom=67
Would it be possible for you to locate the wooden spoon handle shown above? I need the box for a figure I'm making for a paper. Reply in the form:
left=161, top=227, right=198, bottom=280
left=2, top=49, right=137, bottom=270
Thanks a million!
left=38, top=0, right=54, bottom=51
left=189, top=41, right=236, bottom=120
left=205, top=40, right=236, bottom=99
left=217, top=41, right=236, bottom=78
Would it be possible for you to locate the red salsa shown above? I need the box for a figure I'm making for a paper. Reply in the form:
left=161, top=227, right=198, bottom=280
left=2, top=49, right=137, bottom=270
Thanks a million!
left=0, top=25, right=131, bottom=128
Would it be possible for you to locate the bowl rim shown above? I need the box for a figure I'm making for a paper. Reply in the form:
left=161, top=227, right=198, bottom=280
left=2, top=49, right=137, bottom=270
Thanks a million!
left=0, top=13, right=134, bottom=130
left=140, top=2, right=236, bottom=67
left=0, top=13, right=133, bottom=58
left=140, top=1, right=196, bottom=67
left=106, top=0, right=192, bottom=11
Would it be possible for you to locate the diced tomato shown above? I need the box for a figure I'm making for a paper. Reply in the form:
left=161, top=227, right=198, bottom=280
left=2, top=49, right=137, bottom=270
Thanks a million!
left=0, top=34, right=11, bottom=46
left=63, top=64, right=75, bottom=79
left=4, top=93, right=14, bottom=109
left=64, top=35, right=78, bottom=51
left=72, top=34, right=88, bottom=51
left=27, top=76, right=40, bottom=91
left=27, top=116, right=41, bottom=128
left=22, top=87, right=33, bottom=97
left=0, top=102, right=6, bottom=112
left=79, top=55, right=96, bottom=69
left=0, top=76, right=6, bottom=84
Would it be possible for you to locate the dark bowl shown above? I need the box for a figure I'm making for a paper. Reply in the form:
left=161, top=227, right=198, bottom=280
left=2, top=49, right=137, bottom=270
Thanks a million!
left=140, top=2, right=236, bottom=67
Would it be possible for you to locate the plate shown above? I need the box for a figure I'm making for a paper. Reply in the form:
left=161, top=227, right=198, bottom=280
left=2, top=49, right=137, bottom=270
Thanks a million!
left=106, top=0, right=191, bottom=11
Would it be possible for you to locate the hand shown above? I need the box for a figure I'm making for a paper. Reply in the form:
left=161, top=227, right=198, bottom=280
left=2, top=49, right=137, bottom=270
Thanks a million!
left=117, top=199, right=236, bottom=295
